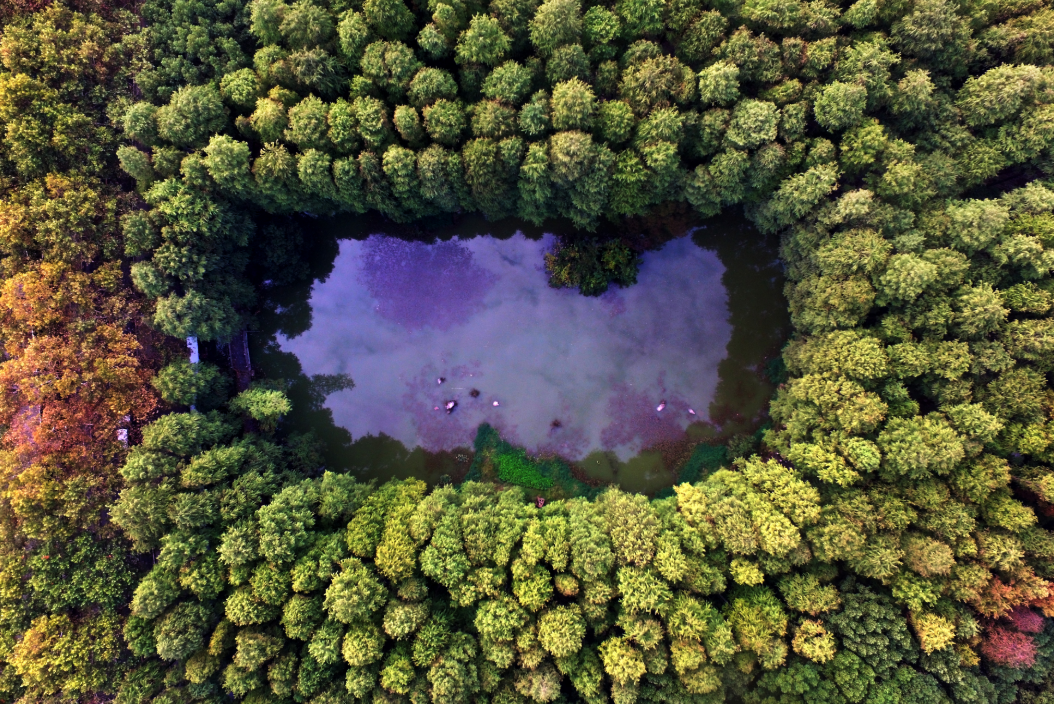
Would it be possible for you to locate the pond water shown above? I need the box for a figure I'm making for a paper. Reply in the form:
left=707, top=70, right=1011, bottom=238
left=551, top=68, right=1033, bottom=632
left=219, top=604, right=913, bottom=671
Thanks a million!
left=253, top=211, right=790, bottom=493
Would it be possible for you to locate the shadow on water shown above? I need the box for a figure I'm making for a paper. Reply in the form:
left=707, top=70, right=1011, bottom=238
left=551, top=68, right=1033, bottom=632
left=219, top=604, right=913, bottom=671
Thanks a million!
left=250, top=206, right=790, bottom=493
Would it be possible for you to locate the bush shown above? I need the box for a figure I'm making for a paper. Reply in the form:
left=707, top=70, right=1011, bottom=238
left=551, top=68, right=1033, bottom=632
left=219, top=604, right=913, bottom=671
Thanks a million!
left=544, top=239, right=640, bottom=296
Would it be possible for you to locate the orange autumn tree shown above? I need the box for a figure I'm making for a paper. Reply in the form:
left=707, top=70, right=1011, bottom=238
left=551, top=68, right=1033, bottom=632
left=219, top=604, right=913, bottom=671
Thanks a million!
left=0, top=260, right=157, bottom=535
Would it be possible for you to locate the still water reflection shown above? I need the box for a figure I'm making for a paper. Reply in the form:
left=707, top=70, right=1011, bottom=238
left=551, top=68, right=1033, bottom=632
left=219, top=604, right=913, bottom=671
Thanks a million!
left=279, top=234, right=730, bottom=460
left=253, top=212, right=789, bottom=492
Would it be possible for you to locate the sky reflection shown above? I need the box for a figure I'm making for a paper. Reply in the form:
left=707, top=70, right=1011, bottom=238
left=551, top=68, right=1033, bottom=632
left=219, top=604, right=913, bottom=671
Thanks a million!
left=278, top=232, right=732, bottom=460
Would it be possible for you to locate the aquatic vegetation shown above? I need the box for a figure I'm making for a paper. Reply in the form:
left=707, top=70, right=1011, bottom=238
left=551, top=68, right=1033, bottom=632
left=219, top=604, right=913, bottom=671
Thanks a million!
left=493, top=447, right=556, bottom=489
left=468, top=423, right=591, bottom=496
left=676, top=442, right=727, bottom=484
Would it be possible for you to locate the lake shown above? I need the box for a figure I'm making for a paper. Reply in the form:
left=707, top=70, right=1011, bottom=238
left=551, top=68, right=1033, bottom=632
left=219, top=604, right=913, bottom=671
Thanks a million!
left=252, top=211, right=789, bottom=493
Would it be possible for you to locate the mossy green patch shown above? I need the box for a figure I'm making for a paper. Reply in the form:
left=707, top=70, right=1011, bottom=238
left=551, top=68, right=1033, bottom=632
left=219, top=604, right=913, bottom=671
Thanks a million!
left=466, top=424, right=599, bottom=498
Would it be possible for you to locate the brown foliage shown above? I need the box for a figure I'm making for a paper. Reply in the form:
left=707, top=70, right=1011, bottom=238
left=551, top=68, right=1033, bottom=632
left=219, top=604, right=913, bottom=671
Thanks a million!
left=0, top=262, right=159, bottom=535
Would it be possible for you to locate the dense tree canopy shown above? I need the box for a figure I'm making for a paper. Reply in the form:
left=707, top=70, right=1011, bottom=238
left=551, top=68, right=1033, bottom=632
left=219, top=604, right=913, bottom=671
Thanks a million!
left=2, top=0, right=1054, bottom=697
left=104, top=0, right=1054, bottom=687
left=0, top=5, right=166, bottom=701
left=109, top=406, right=1054, bottom=704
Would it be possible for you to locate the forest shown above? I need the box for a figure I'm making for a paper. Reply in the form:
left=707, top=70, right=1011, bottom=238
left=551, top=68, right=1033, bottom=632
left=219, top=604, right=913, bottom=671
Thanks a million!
left=0, top=0, right=1053, bottom=699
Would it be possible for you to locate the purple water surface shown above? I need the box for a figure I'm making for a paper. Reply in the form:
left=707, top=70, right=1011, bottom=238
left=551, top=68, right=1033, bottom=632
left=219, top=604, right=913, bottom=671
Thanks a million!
left=278, top=232, right=732, bottom=461
left=360, top=237, right=497, bottom=330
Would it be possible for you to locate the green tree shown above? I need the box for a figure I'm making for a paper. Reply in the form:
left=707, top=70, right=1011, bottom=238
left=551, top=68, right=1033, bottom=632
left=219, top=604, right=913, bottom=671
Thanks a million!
left=758, top=164, right=839, bottom=231
left=457, top=15, right=511, bottom=66
left=519, top=90, right=552, bottom=137
left=548, top=130, right=615, bottom=228
left=286, top=96, right=330, bottom=150
left=616, top=0, right=664, bottom=38
left=281, top=1, right=336, bottom=47
left=471, top=101, right=517, bottom=138
left=250, top=97, right=289, bottom=143
left=353, top=95, right=394, bottom=150
left=154, top=291, right=243, bottom=341
left=599, top=636, right=646, bottom=685
left=424, top=99, right=467, bottom=145
left=410, top=68, right=459, bottom=107
left=155, top=84, right=228, bottom=149
left=229, top=388, right=293, bottom=432
left=814, top=81, right=867, bottom=132
left=698, top=60, right=740, bottom=107
left=619, top=54, right=695, bottom=115
left=482, top=61, right=534, bottom=105
left=724, top=99, right=779, bottom=149
left=394, top=105, right=427, bottom=145
left=546, top=43, right=590, bottom=84
left=530, top=0, right=582, bottom=57
left=598, top=100, right=635, bottom=144
left=203, top=135, right=253, bottom=196
left=117, top=146, right=154, bottom=190
left=364, top=0, right=416, bottom=41
left=583, top=6, right=620, bottom=57
left=362, top=41, right=422, bottom=100
left=324, top=559, right=388, bottom=623
left=551, top=78, right=596, bottom=131
left=152, top=360, right=230, bottom=409
left=725, top=587, right=789, bottom=670
left=600, top=488, right=660, bottom=566
left=338, top=10, right=374, bottom=67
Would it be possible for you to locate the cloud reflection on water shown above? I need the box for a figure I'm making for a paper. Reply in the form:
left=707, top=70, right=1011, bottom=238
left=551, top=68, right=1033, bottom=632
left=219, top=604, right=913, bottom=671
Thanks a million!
left=277, top=232, right=732, bottom=460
